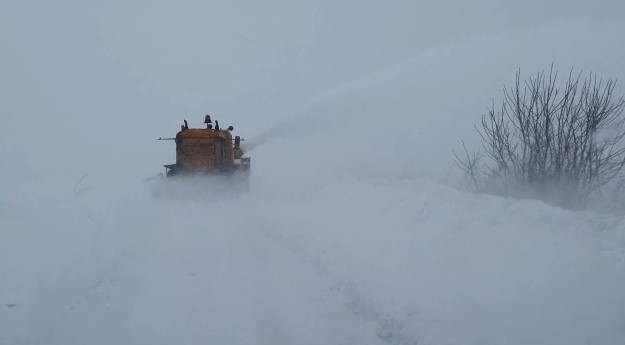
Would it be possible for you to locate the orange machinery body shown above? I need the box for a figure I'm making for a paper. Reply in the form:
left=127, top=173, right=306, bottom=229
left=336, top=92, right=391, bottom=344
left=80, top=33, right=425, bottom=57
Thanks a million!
left=165, top=127, right=249, bottom=177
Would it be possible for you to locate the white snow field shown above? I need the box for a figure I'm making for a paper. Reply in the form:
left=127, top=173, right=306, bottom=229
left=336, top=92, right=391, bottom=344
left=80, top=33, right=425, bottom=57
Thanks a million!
left=2, top=155, right=625, bottom=345
left=2, top=3, right=625, bottom=345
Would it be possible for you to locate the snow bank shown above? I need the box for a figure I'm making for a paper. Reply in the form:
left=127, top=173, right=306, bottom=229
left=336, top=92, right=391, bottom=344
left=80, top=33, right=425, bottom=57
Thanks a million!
left=251, top=177, right=625, bottom=345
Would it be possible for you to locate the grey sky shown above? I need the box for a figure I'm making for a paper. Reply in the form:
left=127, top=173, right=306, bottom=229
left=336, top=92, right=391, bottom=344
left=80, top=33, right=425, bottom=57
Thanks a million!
left=1, top=0, right=624, bottom=180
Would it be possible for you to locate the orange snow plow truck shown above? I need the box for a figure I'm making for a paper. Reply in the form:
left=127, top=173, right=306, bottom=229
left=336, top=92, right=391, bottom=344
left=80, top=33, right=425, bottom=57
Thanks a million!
left=158, top=115, right=250, bottom=179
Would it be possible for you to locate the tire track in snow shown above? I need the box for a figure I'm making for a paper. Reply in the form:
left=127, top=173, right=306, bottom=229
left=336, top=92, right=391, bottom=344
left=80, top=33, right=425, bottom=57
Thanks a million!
left=253, top=217, right=420, bottom=345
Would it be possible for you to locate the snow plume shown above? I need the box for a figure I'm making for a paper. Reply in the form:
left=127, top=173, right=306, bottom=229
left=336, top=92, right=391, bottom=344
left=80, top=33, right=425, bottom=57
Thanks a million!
left=250, top=17, right=625, bottom=186
left=244, top=113, right=324, bottom=153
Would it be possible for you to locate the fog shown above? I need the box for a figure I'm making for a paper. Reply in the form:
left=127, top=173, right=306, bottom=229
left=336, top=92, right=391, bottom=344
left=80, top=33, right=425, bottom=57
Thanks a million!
left=2, top=0, right=625, bottom=181
left=2, top=1, right=625, bottom=344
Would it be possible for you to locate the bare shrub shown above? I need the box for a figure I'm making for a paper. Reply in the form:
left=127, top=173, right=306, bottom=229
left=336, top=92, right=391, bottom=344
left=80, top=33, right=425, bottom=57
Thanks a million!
left=456, top=65, right=625, bottom=210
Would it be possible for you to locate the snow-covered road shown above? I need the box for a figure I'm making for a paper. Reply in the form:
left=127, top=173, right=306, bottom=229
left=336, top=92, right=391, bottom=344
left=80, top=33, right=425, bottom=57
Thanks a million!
left=1, top=184, right=392, bottom=345
left=2, top=174, right=624, bottom=345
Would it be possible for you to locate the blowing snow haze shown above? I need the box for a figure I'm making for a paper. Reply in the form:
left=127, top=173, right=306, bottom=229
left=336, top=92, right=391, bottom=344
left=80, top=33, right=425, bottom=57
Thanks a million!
left=2, top=0, right=625, bottom=180
left=2, top=1, right=625, bottom=345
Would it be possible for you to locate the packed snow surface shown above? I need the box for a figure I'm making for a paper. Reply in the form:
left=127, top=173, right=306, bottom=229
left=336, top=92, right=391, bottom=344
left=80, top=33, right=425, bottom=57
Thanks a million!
left=2, top=4, right=625, bottom=345
left=2, top=171, right=625, bottom=345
